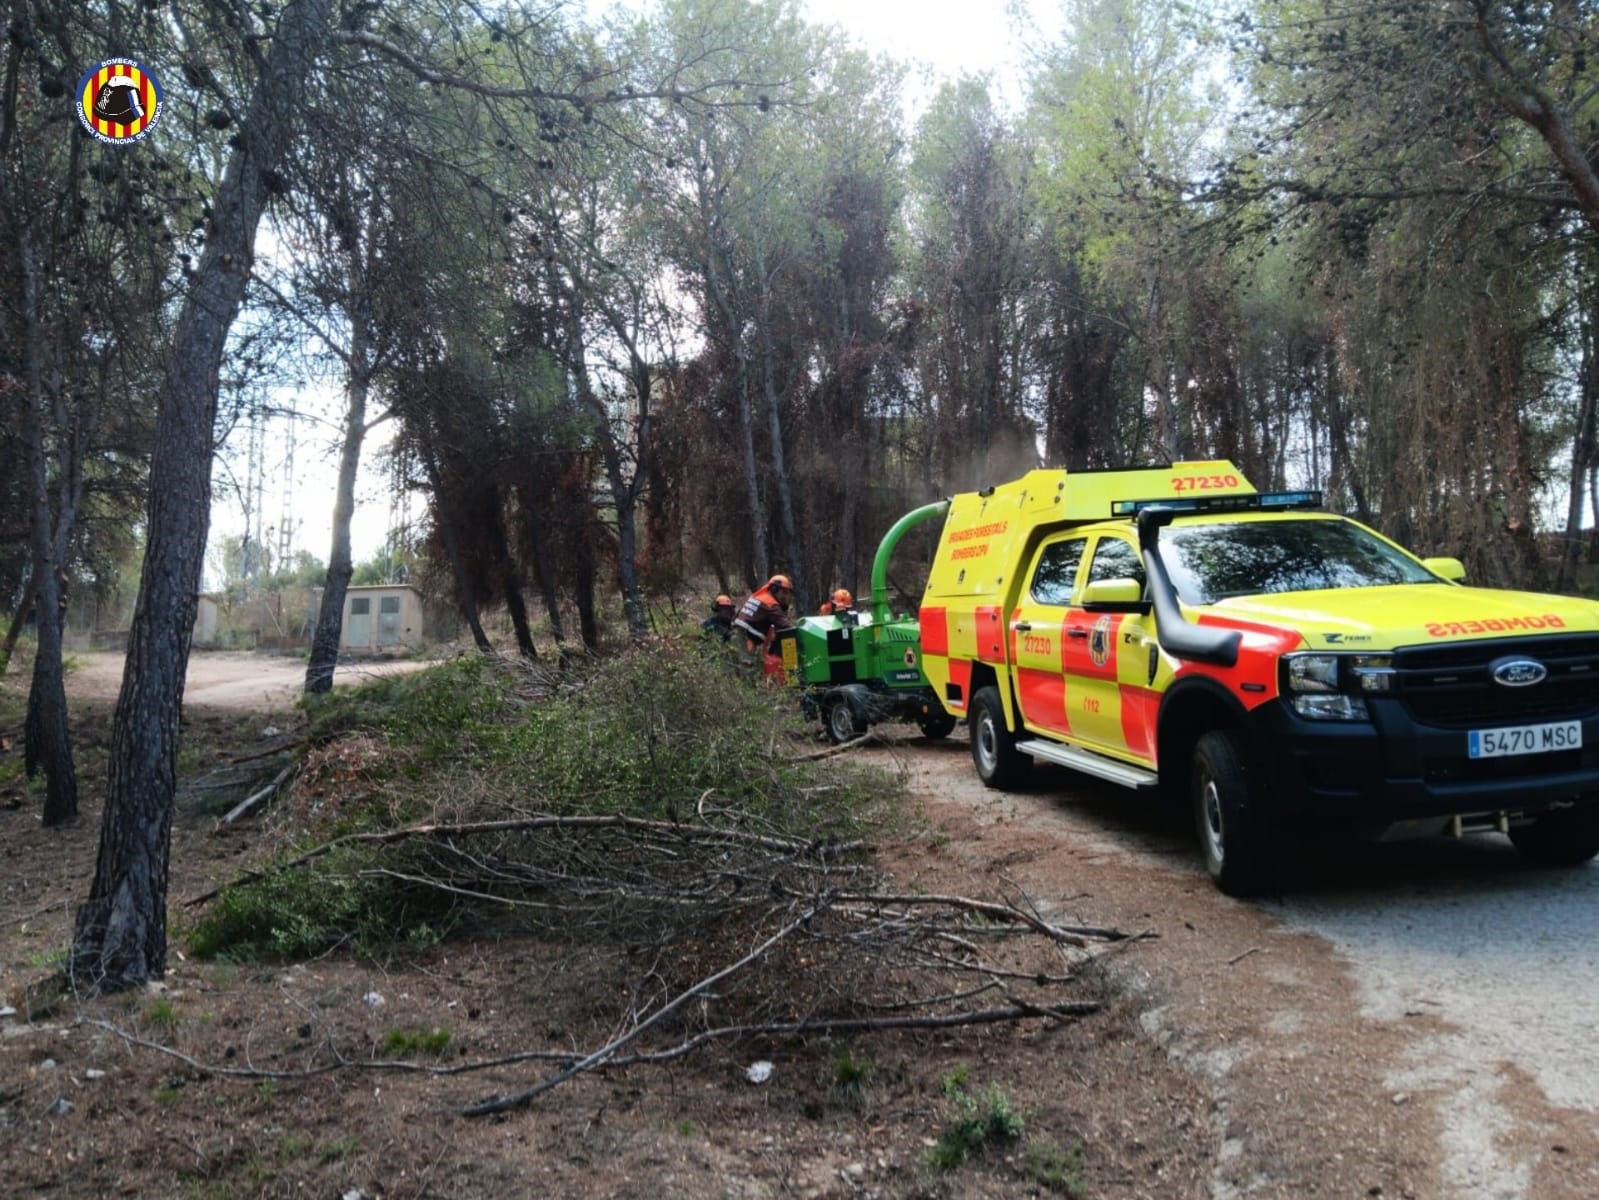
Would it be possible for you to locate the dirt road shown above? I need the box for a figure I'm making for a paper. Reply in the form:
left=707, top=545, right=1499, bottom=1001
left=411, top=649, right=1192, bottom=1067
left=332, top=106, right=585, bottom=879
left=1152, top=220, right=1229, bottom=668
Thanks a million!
left=62, top=648, right=432, bottom=709
left=896, top=735, right=1599, bottom=1199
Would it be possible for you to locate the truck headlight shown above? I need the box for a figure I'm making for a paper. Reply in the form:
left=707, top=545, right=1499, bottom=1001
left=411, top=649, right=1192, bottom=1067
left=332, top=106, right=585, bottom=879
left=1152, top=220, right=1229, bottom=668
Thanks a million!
left=1350, top=655, right=1394, bottom=692
left=1284, top=653, right=1371, bottom=721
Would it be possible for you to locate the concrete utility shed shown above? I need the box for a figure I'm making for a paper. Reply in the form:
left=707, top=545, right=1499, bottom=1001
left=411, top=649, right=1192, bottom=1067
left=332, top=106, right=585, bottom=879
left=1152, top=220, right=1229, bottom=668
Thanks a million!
left=337, top=583, right=425, bottom=651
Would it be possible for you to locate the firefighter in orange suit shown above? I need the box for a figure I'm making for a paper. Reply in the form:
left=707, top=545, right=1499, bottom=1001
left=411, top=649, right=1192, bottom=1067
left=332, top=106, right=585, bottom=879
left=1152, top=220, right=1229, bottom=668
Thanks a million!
left=732, top=575, right=794, bottom=661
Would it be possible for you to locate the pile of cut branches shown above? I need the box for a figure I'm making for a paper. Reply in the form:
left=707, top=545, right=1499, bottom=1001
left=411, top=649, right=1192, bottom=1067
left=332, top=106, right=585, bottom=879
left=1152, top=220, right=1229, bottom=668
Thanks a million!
left=174, top=648, right=1140, bottom=1110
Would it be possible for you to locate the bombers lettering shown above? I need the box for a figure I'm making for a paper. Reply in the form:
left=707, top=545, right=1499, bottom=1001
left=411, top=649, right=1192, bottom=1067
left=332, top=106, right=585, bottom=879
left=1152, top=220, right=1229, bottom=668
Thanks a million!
left=951, top=543, right=990, bottom=560
left=949, top=521, right=1008, bottom=543
left=1426, top=614, right=1567, bottom=637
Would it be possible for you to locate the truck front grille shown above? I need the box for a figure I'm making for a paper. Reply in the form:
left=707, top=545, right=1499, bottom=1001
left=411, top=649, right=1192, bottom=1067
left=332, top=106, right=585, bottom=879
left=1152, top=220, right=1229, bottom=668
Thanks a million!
left=1392, top=634, right=1599, bottom=728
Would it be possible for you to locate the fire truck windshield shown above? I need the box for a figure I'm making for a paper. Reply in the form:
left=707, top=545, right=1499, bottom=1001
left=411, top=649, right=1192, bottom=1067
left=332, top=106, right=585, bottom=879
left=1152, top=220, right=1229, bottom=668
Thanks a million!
left=1159, top=517, right=1443, bottom=605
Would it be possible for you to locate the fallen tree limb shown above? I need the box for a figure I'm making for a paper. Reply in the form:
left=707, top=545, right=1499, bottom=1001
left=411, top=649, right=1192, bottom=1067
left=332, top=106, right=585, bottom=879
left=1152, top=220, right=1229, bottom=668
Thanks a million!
left=227, top=737, right=305, bottom=765
left=216, top=762, right=298, bottom=828
left=1, top=897, right=71, bottom=929
left=826, top=889, right=1132, bottom=946
left=789, top=734, right=872, bottom=761
left=461, top=902, right=825, bottom=1116
left=183, top=813, right=866, bottom=907
left=84, top=991, right=1102, bottom=1090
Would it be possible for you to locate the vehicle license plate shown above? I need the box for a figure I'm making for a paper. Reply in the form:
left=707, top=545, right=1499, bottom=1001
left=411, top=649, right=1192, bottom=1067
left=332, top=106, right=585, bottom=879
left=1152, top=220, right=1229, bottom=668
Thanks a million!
left=1468, top=720, right=1582, bottom=759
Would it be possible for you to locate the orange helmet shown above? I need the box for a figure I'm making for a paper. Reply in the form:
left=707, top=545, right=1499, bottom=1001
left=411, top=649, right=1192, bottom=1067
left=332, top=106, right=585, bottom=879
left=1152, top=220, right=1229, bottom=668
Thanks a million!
left=766, top=574, right=792, bottom=592
left=831, top=588, right=853, bottom=608
left=714, top=593, right=734, bottom=609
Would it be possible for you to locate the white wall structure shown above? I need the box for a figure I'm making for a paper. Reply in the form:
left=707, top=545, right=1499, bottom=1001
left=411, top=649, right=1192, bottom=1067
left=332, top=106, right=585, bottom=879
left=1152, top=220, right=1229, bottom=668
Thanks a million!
left=340, top=584, right=425, bottom=651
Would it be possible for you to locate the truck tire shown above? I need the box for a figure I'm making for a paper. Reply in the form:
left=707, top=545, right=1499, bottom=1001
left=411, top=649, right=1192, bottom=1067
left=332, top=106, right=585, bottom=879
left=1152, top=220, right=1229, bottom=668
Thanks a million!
left=825, top=694, right=865, bottom=744
left=918, top=711, right=957, bottom=740
left=970, top=686, right=1030, bottom=789
left=1192, top=729, right=1281, bottom=897
left=1508, top=800, right=1599, bottom=867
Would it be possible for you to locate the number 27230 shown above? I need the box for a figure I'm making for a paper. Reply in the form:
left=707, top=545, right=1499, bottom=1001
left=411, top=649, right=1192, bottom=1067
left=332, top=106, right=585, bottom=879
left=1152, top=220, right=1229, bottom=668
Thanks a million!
left=1171, top=474, right=1240, bottom=493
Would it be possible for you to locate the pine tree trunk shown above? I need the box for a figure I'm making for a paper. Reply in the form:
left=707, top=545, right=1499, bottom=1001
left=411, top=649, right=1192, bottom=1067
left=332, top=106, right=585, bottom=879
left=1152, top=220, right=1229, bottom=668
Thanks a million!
left=575, top=522, right=599, bottom=651
left=515, top=482, right=566, bottom=647
left=420, top=444, right=493, bottom=652
left=493, top=507, right=536, bottom=659
left=19, top=231, right=77, bottom=825
left=0, top=576, right=32, bottom=677
left=305, top=359, right=369, bottom=694
left=71, top=0, right=337, bottom=994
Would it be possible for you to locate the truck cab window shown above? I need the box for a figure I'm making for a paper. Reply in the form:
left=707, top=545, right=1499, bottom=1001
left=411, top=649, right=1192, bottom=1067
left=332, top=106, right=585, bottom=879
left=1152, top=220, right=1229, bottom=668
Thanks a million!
left=1030, top=538, right=1087, bottom=606
left=1087, top=537, right=1145, bottom=590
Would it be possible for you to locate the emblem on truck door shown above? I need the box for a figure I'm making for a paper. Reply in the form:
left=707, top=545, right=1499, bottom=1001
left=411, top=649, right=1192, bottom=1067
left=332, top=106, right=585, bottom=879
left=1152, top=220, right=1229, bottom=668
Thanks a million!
left=1490, top=657, right=1547, bottom=687
left=1090, top=616, right=1112, bottom=667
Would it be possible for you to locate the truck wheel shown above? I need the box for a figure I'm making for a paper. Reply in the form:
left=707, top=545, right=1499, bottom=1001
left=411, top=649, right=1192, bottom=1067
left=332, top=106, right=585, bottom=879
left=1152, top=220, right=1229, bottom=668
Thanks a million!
left=1508, top=801, right=1599, bottom=867
left=970, top=686, right=1030, bottom=789
left=825, top=695, right=865, bottom=744
left=1192, top=729, right=1280, bottom=897
left=918, top=711, right=957, bottom=740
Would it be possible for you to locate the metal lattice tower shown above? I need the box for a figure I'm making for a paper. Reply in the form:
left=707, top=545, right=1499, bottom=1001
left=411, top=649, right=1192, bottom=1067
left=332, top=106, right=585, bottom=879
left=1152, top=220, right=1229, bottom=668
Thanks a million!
left=276, top=410, right=297, bottom=567
left=243, top=406, right=266, bottom=585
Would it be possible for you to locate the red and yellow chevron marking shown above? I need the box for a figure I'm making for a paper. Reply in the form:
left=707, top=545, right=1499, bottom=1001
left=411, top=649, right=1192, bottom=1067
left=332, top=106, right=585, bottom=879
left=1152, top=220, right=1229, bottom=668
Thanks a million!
left=80, top=62, right=159, bottom=142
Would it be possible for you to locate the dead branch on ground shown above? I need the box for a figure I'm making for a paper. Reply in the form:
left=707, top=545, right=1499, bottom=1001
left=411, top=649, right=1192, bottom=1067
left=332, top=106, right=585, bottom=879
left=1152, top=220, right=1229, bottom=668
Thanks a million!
left=87, top=883, right=1124, bottom=1113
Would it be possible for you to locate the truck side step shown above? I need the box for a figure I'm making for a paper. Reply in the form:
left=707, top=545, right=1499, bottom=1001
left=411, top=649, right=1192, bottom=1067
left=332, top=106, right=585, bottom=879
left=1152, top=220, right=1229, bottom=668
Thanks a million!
left=1016, top=739, right=1159, bottom=790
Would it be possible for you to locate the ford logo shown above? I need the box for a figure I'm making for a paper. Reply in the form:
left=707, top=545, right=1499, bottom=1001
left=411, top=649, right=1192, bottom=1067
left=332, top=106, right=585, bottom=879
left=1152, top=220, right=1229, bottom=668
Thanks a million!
left=1489, top=657, right=1547, bottom=688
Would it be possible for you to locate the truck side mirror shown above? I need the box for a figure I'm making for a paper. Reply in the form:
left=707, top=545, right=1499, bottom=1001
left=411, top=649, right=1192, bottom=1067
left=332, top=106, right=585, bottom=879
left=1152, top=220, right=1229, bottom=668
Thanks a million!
left=1422, top=556, right=1466, bottom=583
left=1081, top=578, right=1146, bottom=611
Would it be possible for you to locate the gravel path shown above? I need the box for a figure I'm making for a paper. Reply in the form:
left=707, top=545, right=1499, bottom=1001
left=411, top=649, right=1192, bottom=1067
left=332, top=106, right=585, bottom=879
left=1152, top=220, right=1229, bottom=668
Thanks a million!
left=904, top=740, right=1599, bottom=1200
left=1270, top=844, right=1599, bottom=1200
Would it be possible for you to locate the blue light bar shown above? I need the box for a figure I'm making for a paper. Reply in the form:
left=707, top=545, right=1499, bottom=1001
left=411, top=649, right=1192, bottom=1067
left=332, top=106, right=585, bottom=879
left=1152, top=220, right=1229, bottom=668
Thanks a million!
left=1110, top=490, right=1322, bottom=517
left=1256, top=490, right=1322, bottom=508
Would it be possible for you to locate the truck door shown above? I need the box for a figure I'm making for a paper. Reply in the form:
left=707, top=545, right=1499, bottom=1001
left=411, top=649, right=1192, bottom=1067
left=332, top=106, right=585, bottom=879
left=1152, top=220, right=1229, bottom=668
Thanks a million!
left=1011, top=535, right=1087, bottom=738
left=1062, top=534, right=1156, bottom=760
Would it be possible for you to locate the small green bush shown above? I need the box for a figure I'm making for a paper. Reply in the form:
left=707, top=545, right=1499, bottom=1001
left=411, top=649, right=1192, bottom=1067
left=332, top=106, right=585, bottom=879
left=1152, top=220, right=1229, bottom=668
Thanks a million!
left=831, top=1045, right=872, bottom=1109
left=383, top=1026, right=452, bottom=1056
left=318, top=1136, right=360, bottom=1162
left=144, top=999, right=179, bottom=1033
left=1025, top=1137, right=1088, bottom=1196
left=931, top=1071, right=1024, bottom=1171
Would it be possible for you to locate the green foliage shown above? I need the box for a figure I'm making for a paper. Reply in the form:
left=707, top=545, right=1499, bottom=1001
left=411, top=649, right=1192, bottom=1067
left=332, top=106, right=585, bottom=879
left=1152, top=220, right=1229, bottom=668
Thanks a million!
left=187, top=847, right=449, bottom=962
left=304, top=653, right=515, bottom=766
left=831, top=1045, right=872, bottom=1109
left=143, top=999, right=179, bottom=1033
left=1025, top=1137, right=1089, bottom=1196
left=484, top=650, right=872, bottom=833
left=23, top=941, right=66, bottom=970
left=383, top=1026, right=453, bottom=1057
left=930, top=1071, right=1025, bottom=1171
left=209, top=536, right=327, bottom=597
left=318, top=1136, right=360, bottom=1162
left=307, top=647, right=886, bottom=835
left=195, top=644, right=895, bottom=963
left=351, top=545, right=419, bottom=587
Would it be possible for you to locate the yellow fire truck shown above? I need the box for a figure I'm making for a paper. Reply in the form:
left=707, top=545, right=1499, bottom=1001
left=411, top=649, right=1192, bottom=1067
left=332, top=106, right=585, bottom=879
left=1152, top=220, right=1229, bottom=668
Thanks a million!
left=916, top=461, right=1599, bottom=894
